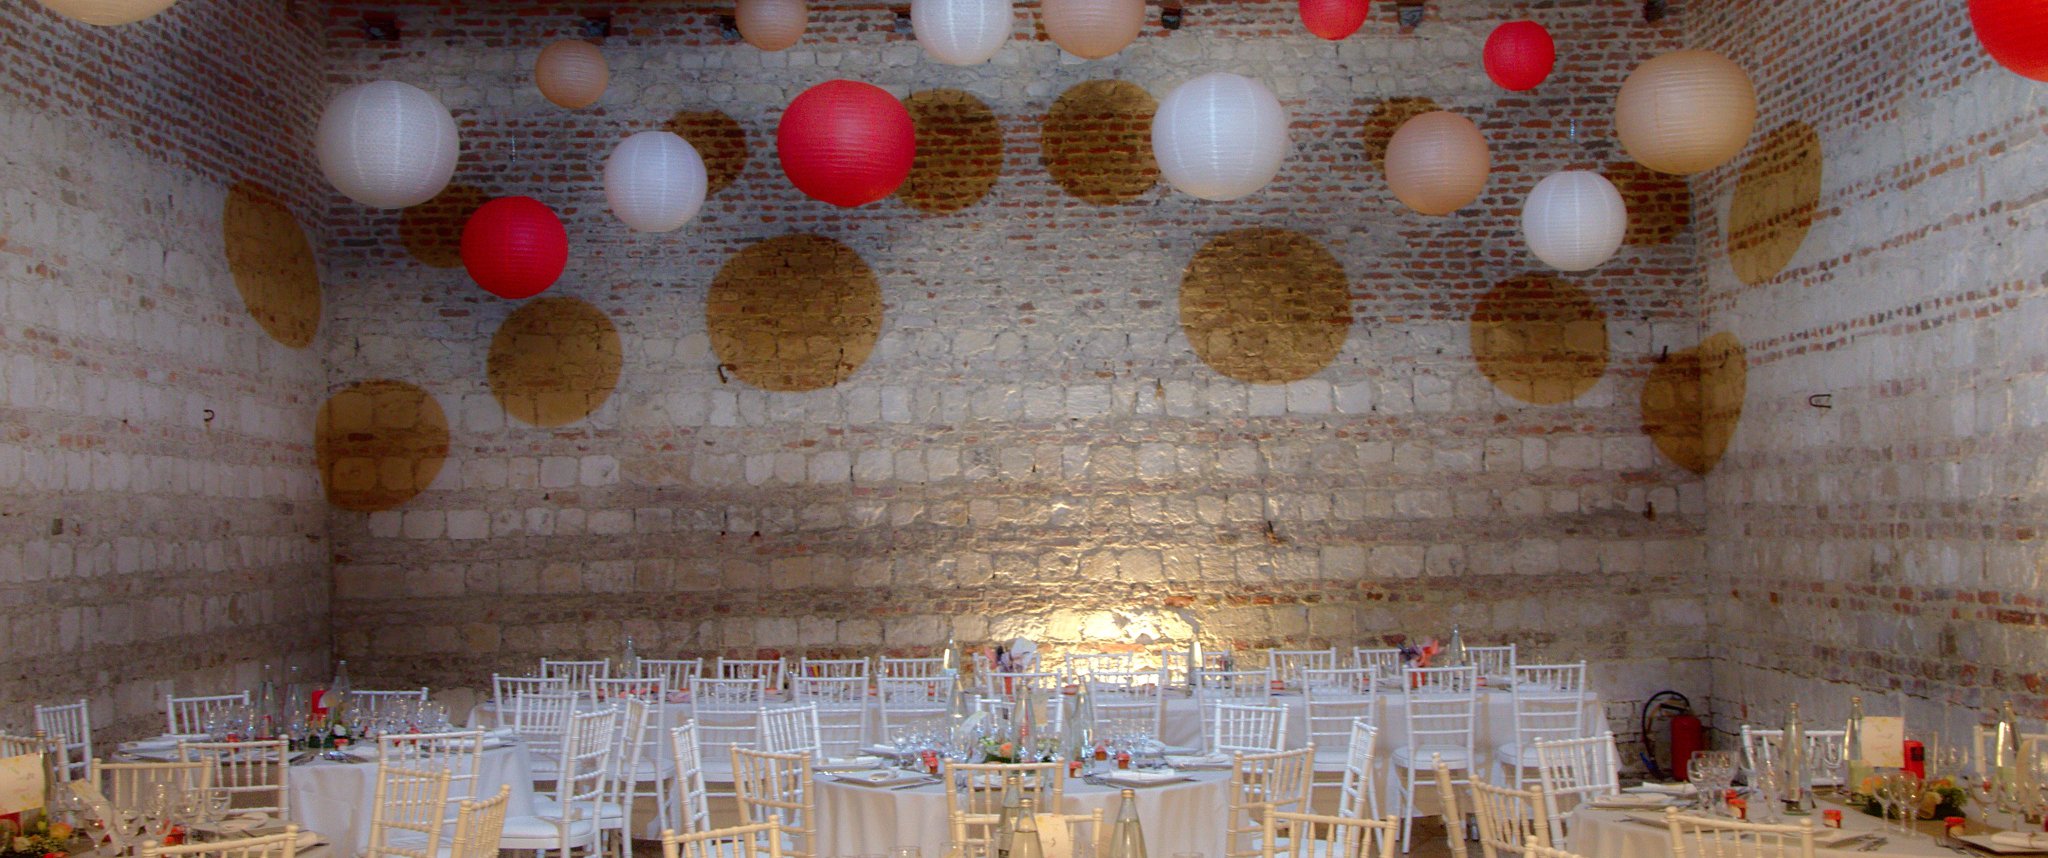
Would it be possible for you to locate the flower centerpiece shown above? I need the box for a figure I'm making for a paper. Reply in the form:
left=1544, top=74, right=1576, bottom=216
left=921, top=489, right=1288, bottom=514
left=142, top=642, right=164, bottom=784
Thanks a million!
left=1853, top=775, right=1968, bottom=820
left=979, top=735, right=1057, bottom=764
left=0, top=816, right=79, bottom=858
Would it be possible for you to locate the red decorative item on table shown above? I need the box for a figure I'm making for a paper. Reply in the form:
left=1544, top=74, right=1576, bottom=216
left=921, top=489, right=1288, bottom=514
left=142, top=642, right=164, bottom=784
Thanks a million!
left=1970, top=0, right=2048, bottom=81
left=461, top=196, right=569, bottom=299
left=776, top=80, right=916, bottom=207
left=1298, top=0, right=1368, bottom=40
left=1483, top=20, right=1555, bottom=91
left=1903, top=740, right=1925, bottom=778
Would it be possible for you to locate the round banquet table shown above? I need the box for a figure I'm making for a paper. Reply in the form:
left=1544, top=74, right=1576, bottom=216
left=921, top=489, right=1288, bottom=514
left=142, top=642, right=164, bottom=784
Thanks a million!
left=287, top=742, right=538, bottom=858
left=814, top=770, right=1231, bottom=858
left=1568, top=802, right=1960, bottom=857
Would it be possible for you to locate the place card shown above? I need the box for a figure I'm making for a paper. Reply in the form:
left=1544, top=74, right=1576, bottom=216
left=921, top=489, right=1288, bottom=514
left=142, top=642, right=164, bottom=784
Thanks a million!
left=1036, top=813, right=1077, bottom=858
left=1860, top=717, right=1905, bottom=767
left=0, top=753, right=41, bottom=815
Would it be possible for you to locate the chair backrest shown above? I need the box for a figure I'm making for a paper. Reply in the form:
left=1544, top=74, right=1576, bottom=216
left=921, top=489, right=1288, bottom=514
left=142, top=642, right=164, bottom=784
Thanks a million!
left=876, top=675, right=953, bottom=737
left=1467, top=772, right=1552, bottom=857
left=1262, top=809, right=1399, bottom=858
left=1402, top=666, right=1479, bottom=772
left=795, top=658, right=868, bottom=680
left=791, top=676, right=869, bottom=759
left=1210, top=702, right=1288, bottom=755
left=983, top=670, right=1060, bottom=701
left=730, top=748, right=816, bottom=858
left=0, top=731, right=45, bottom=758
left=1062, top=652, right=1135, bottom=680
left=1532, top=732, right=1620, bottom=844
left=35, top=699, right=92, bottom=781
left=592, top=675, right=669, bottom=704
left=447, top=785, right=513, bottom=858
left=1226, top=747, right=1317, bottom=858
left=661, top=819, right=783, bottom=858
left=1268, top=649, right=1338, bottom=689
left=1353, top=648, right=1403, bottom=679
left=1159, top=649, right=1234, bottom=688
left=1431, top=761, right=1471, bottom=858
left=166, top=692, right=250, bottom=736
left=177, top=739, right=289, bottom=819
left=365, top=764, right=454, bottom=858
left=943, top=759, right=1067, bottom=858
left=1466, top=645, right=1517, bottom=679
left=1663, top=806, right=1817, bottom=858
left=718, top=658, right=787, bottom=690
left=1198, top=669, right=1274, bottom=702
left=506, top=691, right=580, bottom=758
left=691, top=677, right=766, bottom=784
left=552, top=707, right=618, bottom=819
left=759, top=704, right=824, bottom=759
left=604, top=699, right=652, bottom=838
left=491, top=674, right=569, bottom=706
left=378, top=729, right=487, bottom=812
left=540, top=658, right=612, bottom=692
left=1338, top=720, right=1380, bottom=820
left=1522, top=847, right=1592, bottom=858
left=90, top=759, right=212, bottom=813
left=1304, top=667, right=1376, bottom=768
left=639, top=658, right=704, bottom=690
left=878, top=656, right=946, bottom=678
left=670, top=721, right=714, bottom=835
left=1509, top=663, right=1587, bottom=756
left=1089, top=677, right=1165, bottom=742
left=351, top=688, right=431, bottom=728
left=1740, top=726, right=1848, bottom=787
left=141, top=827, right=301, bottom=858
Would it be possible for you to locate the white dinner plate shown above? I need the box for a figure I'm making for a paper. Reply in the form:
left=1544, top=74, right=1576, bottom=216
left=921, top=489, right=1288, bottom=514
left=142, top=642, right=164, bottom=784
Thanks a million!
left=1962, top=833, right=2048, bottom=854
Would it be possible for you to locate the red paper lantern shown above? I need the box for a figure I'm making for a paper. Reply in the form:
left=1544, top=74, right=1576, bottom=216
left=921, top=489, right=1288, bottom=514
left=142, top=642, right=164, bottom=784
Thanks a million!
left=777, top=80, right=916, bottom=207
left=1299, top=0, right=1368, bottom=40
left=1971, top=0, right=2048, bottom=81
left=1484, top=20, right=1555, bottom=91
left=460, top=196, right=568, bottom=299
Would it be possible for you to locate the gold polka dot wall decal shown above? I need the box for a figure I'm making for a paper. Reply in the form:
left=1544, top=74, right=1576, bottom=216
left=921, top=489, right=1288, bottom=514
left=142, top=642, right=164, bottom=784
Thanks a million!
left=399, top=182, right=488, bottom=269
left=1728, top=121, right=1823, bottom=285
left=1470, top=275, right=1610, bottom=405
left=1603, top=160, right=1691, bottom=246
left=898, top=89, right=1004, bottom=214
left=1360, top=96, right=1440, bottom=170
left=707, top=234, right=883, bottom=392
left=666, top=109, right=751, bottom=197
left=222, top=180, right=320, bottom=349
left=1179, top=228, right=1353, bottom=384
left=316, top=379, right=450, bottom=512
left=487, top=297, right=623, bottom=427
left=1641, top=331, right=1748, bottom=475
left=1041, top=79, right=1160, bottom=205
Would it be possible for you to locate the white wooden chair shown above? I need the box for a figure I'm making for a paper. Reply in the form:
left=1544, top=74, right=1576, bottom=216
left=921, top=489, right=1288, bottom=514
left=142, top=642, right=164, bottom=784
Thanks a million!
left=730, top=748, right=816, bottom=858
left=141, top=826, right=301, bottom=858
left=501, top=707, right=616, bottom=858
left=669, top=721, right=713, bottom=836
left=1338, top=720, right=1381, bottom=820
left=579, top=700, right=653, bottom=858
left=1269, top=648, right=1339, bottom=689
left=1211, top=702, right=1288, bottom=755
left=691, top=677, right=766, bottom=796
left=176, top=739, right=290, bottom=821
left=508, top=691, right=581, bottom=781
left=1532, top=733, right=1621, bottom=845
left=942, top=760, right=1067, bottom=858
left=493, top=674, right=570, bottom=712
left=34, top=698, right=92, bottom=781
left=364, top=764, right=452, bottom=858
left=352, top=688, right=431, bottom=727
left=1304, top=667, right=1377, bottom=772
left=378, top=729, right=487, bottom=809
left=878, top=656, right=946, bottom=678
left=1432, top=759, right=1472, bottom=858
left=975, top=692, right=1066, bottom=741
left=1198, top=669, right=1275, bottom=748
left=1089, top=673, right=1166, bottom=742
left=638, top=658, right=703, bottom=690
left=759, top=704, right=824, bottom=759
left=1466, top=646, right=1517, bottom=681
left=982, top=670, right=1060, bottom=702
left=1063, top=652, right=1136, bottom=680
left=1160, top=648, right=1234, bottom=689
left=1353, top=649, right=1404, bottom=680
left=1263, top=809, right=1400, bottom=858
left=1226, top=747, right=1316, bottom=858
left=591, top=675, right=666, bottom=705
left=717, top=658, right=787, bottom=691
left=166, top=692, right=250, bottom=736
left=90, top=759, right=213, bottom=815
left=1739, top=726, right=1848, bottom=787
left=1467, top=769, right=1551, bottom=857
left=794, top=658, right=868, bottom=680
left=449, top=785, right=514, bottom=858
left=584, top=685, right=673, bottom=839
left=659, top=819, right=782, bottom=858
left=0, top=731, right=50, bottom=760
left=1663, top=806, right=1816, bottom=858
left=542, top=660, right=613, bottom=697
left=877, top=676, right=952, bottom=739
left=1392, top=666, right=1478, bottom=853
left=950, top=807, right=1103, bottom=858
left=1493, top=662, right=1587, bottom=790
left=790, top=676, right=868, bottom=759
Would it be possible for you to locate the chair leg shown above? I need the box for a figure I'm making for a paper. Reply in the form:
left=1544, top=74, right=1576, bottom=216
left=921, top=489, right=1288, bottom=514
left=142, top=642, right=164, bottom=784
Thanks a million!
left=1398, top=766, right=1415, bottom=853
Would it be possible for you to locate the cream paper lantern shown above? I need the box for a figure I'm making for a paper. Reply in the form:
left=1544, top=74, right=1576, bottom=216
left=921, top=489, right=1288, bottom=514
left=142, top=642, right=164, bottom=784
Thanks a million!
left=604, top=131, right=709, bottom=233
left=1614, top=49, right=1758, bottom=175
left=738, top=0, right=807, bottom=51
left=317, top=81, right=460, bottom=210
left=535, top=39, right=609, bottom=109
left=1384, top=110, right=1491, bottom=216
left=1152, top=73, right=1291, bottom=202
left=1520, top=170, right=1627, bottom=272
left=33, top=0, right=177, bottom=26
left=1041, top=0, right=1145, bottom=60
left=912, top=0, right=1013, bottom=65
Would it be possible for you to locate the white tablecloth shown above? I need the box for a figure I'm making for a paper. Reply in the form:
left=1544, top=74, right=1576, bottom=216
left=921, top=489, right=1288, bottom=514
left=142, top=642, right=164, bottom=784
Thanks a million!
left=287, top=743, right=538, bottom=858
left=1570, top=803, right=1960, bottom=857
left=815, top=771, right=1231, bottom=858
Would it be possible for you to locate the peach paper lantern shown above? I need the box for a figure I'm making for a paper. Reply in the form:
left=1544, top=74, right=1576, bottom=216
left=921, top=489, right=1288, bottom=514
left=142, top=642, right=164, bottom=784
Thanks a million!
left=1041, top=0, right=1145, bottom=60
left=1614, top=49, right=1758, bottom=175
left=1384, top=110, right=1490, bottom=216
left=32, top=0, right=177, bottom=25
left=738, top=0, right=807, bottom=51
left=534, top=40, right=609, bottom=109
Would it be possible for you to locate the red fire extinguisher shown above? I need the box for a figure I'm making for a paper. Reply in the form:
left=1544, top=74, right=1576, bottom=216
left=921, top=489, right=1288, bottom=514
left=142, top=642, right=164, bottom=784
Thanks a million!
left=1642, top=691, right=1700, bottom=781
left=1670, top=713, right=1704, bottom=780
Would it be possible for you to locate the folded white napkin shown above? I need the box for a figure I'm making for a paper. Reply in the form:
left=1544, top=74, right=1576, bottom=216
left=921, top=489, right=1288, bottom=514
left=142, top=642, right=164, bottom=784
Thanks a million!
left=294, top=830, right=321, bottom=850
left=1628, top=782, right=1698, bottom=796
left=1165, top=754, right=1231, bottom=769
left=1105, top=769, right=1186, bottom=785
left=1993, top=832, right=2048, bottom=848
left=1589, top=793, right=1673, bottom=809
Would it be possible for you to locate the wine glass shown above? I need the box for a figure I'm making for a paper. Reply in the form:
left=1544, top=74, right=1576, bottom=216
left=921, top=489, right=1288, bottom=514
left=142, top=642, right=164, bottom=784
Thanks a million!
left=1897, top=775, right=1926, bottom=833
left=1686, top=751, right=1712, bottom=810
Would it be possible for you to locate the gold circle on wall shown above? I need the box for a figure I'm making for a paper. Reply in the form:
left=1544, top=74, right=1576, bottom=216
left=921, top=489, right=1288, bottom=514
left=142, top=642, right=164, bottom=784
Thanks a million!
left=1603, top=160, right=1691, bottom=247
left=1471, top=275, right=1610, bottom=404
left=316, top=379, right=450, bottom=511
left=666, top=109, right=751, bottom=197
left=899, top=89, right=1004, bottom=214
left=1360, top=96, right=1440, bottom=171
left=1041, top=79, right=1159, bottom=205
left=1641, top=331, right=1748, bottom=475
left=222, top=180, right=320, bottom=349
left=1180, top=228, right=1353, bottom=384
left=399, top=182, right=488, bottom=269
left=487, top=296, right=623, bottom=427
left=707, top=234, right=883, bottom=392
left=1728, top=121, right=1823, bottom=285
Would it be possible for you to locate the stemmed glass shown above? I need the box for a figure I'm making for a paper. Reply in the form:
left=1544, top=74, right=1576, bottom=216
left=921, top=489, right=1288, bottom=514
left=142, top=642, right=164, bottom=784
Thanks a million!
left=1896, top=774, right=1926, bottom=834
left=1687, top=751, right=1712, bottom=811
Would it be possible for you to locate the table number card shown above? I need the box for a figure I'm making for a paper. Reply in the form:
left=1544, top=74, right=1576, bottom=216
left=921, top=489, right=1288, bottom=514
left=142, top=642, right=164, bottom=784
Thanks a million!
left=1860, top=716, right=1905, bottom=767
left=0, top=753, right=42, bottom=816
left=1034, top=814, right=1076, bottom=858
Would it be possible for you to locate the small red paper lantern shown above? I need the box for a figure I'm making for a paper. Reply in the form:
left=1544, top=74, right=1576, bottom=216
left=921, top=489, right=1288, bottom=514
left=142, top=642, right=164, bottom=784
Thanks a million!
left=460, top=196, right=568, bottom=299
left=1484, top=20, right=1555, bottom=91
left=1299, top=0, right=1368, bottom=40
left=1971, top=0, right=2048, bottom=81
left=777, top=80, right=916, bottom=207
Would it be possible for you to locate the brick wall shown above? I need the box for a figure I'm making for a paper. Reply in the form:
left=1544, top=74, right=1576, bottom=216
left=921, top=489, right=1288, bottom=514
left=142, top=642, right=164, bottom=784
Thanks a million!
left=0, top=0, right=332, bottom=737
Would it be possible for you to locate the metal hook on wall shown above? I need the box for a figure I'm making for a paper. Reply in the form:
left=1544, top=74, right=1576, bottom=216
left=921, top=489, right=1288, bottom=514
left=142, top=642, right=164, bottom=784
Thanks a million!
left=1807, top=394, right=1833, bottom=409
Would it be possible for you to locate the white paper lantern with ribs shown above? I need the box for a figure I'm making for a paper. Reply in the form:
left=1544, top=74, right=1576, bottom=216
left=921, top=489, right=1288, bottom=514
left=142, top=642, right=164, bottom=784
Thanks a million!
left=1520, top=170, right=1628, bottom=272
left=604, top=131, right=709, bottom=233
left=912, top=0, right=1013, bottom=65
left=1152, top=73, right=1291, bottom=201
left=316, top=81, right=461, bottom=209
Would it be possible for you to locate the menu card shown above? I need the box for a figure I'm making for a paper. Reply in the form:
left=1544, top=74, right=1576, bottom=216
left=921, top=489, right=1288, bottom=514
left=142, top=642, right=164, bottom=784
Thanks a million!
left=0, top=753, right=41, bottom=815
left=1860, top=716, right=1905, bottom=767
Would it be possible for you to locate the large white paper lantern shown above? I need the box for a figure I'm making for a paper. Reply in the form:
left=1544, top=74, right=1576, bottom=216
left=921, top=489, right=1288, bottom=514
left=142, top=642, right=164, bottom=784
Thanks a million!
left=738, top=0, right=807, bottom=51
left=1041, top=0, right=1144, bottom=59
left=33, top=0, right=177, bottom=25
left=1520, top=170, right=1627, bottom=272
left=316, top=81, right=461, bottom=209
left=912, top=0, right=1012, bottom=65
left=604, top=131, right=709, bottom=233
left=1152, top=73, right=1291, bottom=202
left=1614, top=50, right=1757, bottom=175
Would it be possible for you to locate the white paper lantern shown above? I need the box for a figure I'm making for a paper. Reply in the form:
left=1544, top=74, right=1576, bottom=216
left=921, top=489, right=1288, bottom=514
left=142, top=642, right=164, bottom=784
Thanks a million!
left=33, top=0, right=177, bottom=26
left=604, top=131, right=709, bottom=233
left=316, top=81, right=461, bottom=209
left=912, top=0, right=1012, bottom=65
left=1152, top=73, right=1291, bottom=202
left=1520, top=170, right=1628, bottom=272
